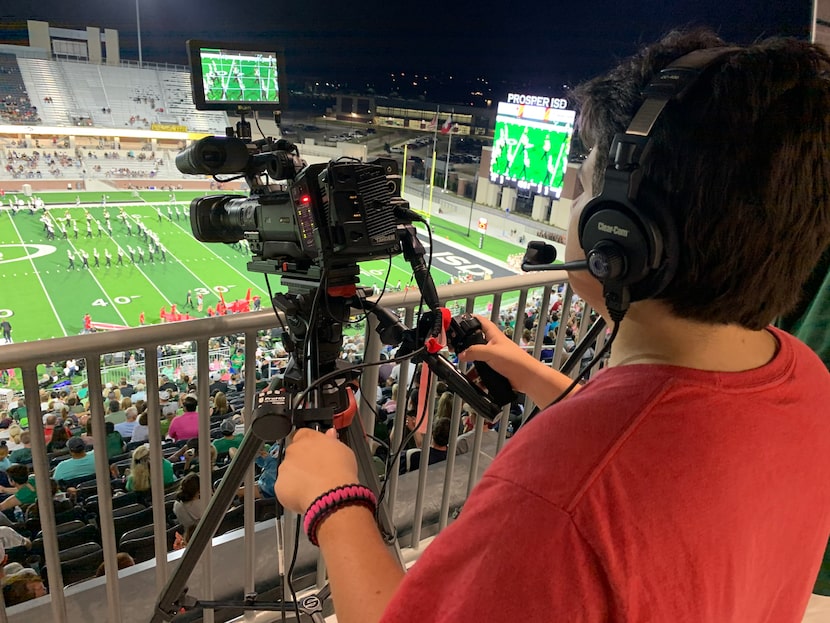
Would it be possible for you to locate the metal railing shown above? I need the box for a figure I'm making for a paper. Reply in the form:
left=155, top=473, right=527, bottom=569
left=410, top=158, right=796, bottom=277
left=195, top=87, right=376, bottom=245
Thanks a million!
left=0, top=271, right=581, bottom=623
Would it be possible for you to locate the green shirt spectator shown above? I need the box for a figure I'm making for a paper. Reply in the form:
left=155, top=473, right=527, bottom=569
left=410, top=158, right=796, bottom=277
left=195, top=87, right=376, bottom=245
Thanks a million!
left=9, top=431, right=32, bottom=463
left=0, top=465, right=38, bottom=512
left=105, top=423, right=125, bottom=459
left=125, top=458, right=177, bottom=491
left=213, top=419, right=243, bottom=454
left=52, top=438, right=96, bottom=482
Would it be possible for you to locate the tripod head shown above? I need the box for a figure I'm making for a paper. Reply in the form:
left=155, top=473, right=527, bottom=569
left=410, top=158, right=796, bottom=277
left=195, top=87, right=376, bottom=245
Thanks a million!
left=249, top=222, right=516, bottom=445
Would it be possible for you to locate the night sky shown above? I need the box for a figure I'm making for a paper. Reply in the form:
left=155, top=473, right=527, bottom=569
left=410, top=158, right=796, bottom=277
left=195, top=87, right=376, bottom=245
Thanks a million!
left=0, top=1, right=814, bottom=98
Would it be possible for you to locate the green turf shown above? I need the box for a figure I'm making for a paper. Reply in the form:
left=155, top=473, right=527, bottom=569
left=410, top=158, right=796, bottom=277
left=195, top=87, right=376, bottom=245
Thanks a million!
left=2, top=191, right=484, bottom=344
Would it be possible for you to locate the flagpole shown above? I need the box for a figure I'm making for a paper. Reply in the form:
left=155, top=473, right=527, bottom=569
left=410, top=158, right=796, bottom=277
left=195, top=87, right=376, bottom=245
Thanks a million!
left=443, top=109, right=454, bottom=192
left=428, top=104, right=439, bottom=220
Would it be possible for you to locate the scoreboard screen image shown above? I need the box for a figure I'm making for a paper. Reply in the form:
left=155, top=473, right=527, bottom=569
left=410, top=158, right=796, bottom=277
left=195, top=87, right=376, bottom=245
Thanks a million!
left=489, top=102, right=576, bottom=198
left=188, top=40, right=286, bottom=111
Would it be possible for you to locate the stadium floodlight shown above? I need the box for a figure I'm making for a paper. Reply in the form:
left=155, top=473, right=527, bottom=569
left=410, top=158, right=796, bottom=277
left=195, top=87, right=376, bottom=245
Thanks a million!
left=136, top=0, right=142, bottom=68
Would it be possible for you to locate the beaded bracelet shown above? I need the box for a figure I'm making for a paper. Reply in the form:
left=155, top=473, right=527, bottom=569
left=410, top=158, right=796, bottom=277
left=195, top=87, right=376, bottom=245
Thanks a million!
left=303, top=484, right=377, bottom=546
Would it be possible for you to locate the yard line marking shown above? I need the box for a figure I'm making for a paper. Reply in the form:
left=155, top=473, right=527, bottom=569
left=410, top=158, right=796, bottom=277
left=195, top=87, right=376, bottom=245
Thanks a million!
left=166, top=213, right=266, bottom=293
left=4, top=211, right=68, bottom=336
left=125, top=211, right=215, bottom=294
left=50, top=210, right=173, bottom=306
left=45, top=213, right=130, bottom=326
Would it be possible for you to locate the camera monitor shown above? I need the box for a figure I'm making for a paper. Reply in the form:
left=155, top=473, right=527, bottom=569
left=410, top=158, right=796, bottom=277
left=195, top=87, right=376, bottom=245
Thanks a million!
left=187, top=40, right=287, bottom=111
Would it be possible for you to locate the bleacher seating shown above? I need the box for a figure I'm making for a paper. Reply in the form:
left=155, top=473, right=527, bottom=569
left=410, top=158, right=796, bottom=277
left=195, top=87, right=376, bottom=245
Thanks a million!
left=13, top=56, right=228, bottom=132
left=16, top=57, right=77, bottom=126
left=0, top=53, right=40, bottom=125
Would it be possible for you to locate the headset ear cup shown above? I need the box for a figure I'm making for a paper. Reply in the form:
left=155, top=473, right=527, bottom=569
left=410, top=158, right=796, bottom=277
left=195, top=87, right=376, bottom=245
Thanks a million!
left=627, top=180, right=679, bottom=302
left=578, top=197, right=655, bottom=289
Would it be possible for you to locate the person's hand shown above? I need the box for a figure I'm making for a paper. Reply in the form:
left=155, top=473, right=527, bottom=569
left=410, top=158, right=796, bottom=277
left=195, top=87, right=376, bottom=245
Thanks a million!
left=275, top=428, right=359, bottom=515
left=455, top=315, right=545, bottom=395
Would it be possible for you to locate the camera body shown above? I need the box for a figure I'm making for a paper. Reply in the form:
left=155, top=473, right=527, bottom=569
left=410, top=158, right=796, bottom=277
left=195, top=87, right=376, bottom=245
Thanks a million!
left=177, top=135, right=404, bottom=277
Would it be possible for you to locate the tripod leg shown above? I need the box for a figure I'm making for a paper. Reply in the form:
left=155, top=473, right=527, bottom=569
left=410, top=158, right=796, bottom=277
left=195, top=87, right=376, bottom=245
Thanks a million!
left=152, top=427, right=268, bottom=622
left=343, top=417, right=404, bottom=569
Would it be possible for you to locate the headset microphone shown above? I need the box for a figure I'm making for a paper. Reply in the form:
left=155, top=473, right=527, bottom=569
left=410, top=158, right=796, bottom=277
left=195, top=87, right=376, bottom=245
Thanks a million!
left=521, top=240, right=589, bottom=273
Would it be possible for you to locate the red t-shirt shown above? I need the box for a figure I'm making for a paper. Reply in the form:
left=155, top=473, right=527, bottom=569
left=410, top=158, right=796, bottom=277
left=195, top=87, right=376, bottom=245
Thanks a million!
left=381, top=327, right=830, bottom=622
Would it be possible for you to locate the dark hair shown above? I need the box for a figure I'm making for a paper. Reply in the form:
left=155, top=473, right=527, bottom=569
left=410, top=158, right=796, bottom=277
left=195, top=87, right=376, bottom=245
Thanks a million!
left=572, top=30, right=830, bottom=329
left=47, top=426, right=70, bottom=450
left=6, top=463, right=29, bottom=485
left=182, top=395, right=198, bottom=412
left=432, top=417, right=452, bottom=448
left=176, top=472, right=200, bottom=502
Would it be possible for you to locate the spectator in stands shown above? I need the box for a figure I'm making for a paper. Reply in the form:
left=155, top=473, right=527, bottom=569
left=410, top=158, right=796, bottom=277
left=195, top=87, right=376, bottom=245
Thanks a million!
left=0, top=464, right=37, bottom=512
left=94, top=552, right=135, bottom=577
left=2, top=568, right=46, bottom=606
left=159, top=375, right=178, bottom=393
left=131, top=382, right=147, bottom=403
left=399, top=417, right=451, bottom=474
left=115, top=406, right=138, bottom=441
left=159, top=390, right=178, bottom=418
left=0, top=442, right=10, bottom=474
left=130, top=410, right=150, bottom=444
left=105, top=422, right=125, bottom=459
left=45, top=427, right=70, bottom=455
left=236, top=443, right=280, bottom=501
left=0, top=525, right=30, bottom=554
left=9, top=401, right=26, bottom=427
left=173, top=473, right=204, bottom=538
left=210, top=392, right=232, bottom=418
left=170, top=438, right=216, bottom=475
left=213, top=419, right=242, bottom=456
left=8, top=432, right=31, bottom=464
left=42, top=413, right=58, bottom=444
left=118, top=378, right=134, bottom=399
left=208, top=371, right=228, bottom=396
left=167, top=395, right=200, bottom=443
left=52, top=436, right=96, bottom=483
left=104, top=398, right=126, bottom=424
left=124, top=444, right=177, bottom=493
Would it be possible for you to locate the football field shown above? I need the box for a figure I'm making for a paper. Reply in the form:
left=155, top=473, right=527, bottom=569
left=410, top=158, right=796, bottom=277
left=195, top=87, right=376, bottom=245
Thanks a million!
left=0, top=192, right=454, bottom=344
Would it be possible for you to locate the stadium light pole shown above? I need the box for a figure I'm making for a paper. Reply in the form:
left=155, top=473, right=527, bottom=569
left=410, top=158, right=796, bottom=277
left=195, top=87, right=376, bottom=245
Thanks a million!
left=135, top=0, right=143, bottom=68
left=466, top=173, right=478, bottom=236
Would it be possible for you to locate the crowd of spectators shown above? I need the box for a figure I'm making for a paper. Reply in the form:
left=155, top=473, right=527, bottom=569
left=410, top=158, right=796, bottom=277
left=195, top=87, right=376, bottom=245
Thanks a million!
left=0, top=56, right=41, bottom=125
left=0, top=340, right=285, bottom=607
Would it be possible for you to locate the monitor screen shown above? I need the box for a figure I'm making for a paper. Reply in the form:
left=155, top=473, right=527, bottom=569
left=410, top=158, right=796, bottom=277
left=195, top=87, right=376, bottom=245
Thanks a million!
left=187, top=40, right=286, bottom=111
left=489, top=101, right=576, bottom=198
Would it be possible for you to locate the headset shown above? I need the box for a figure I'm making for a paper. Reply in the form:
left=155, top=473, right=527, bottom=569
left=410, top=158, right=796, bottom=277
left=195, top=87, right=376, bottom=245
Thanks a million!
left=577, top=46, right=740, bottom=322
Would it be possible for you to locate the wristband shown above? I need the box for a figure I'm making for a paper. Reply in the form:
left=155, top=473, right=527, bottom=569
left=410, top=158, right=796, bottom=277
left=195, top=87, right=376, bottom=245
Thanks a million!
left=303, top=484, right=377, bottom=546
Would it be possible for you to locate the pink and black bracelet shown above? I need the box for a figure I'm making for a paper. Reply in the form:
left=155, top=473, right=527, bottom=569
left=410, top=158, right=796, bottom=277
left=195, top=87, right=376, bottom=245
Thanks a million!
left=303, top=484, right=377, bottom=546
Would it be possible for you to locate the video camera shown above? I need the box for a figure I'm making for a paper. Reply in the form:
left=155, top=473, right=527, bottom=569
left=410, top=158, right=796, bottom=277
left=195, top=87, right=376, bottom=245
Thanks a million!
left=176, top=135, right=404, bottom=279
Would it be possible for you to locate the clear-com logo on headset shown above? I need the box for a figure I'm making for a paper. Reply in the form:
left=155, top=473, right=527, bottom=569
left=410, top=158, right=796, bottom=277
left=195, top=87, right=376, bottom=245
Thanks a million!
left=597, top=222, right=630, bottom=238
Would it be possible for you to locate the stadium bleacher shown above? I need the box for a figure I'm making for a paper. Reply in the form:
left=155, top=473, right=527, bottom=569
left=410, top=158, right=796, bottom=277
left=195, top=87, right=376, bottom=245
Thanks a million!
left=0, top=53, right=41, bottom=125
left=11, top=56, right=227, bottom=133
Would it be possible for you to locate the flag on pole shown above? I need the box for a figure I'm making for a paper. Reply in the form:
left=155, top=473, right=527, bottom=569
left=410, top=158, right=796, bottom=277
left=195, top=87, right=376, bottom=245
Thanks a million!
left=441, top=114, right=454, bottom=134
left=426, top=114, right=438, bottom=130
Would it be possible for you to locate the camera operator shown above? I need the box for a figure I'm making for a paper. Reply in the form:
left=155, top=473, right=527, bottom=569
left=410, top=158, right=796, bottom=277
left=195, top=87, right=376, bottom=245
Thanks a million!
left=275, top=30, right=830, bottom=623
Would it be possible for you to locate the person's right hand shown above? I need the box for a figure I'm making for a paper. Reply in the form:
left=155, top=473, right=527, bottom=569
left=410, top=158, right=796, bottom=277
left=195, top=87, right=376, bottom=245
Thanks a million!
left=275, top=428, right=360, bottom=515
left=455, top=315, right=547, bottom=395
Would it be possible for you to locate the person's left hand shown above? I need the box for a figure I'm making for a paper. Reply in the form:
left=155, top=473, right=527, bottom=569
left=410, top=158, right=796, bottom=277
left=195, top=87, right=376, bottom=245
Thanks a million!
left=275, top=428, right=360, bottom=514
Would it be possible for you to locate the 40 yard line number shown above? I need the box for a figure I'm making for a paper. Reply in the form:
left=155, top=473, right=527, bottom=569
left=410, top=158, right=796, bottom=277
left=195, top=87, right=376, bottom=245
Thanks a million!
left=92, top=296, right=138, bottom=307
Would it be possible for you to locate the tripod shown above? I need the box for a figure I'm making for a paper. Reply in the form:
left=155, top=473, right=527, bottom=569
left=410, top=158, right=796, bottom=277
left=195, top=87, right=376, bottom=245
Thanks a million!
left=151, top=266, right=402, bottom=622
